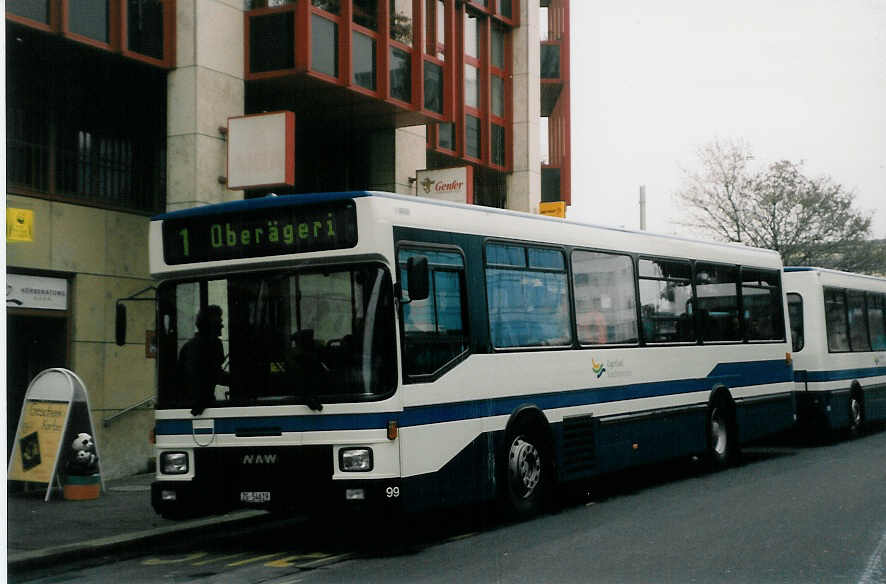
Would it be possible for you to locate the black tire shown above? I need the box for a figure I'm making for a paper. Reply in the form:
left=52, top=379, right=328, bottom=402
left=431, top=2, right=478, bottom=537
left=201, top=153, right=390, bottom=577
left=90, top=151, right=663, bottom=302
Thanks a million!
left=501, top=425, right=548, bottom=518
left=848, top=391, right=864, bottom=436
left=707, top=400, right=737, bottom=469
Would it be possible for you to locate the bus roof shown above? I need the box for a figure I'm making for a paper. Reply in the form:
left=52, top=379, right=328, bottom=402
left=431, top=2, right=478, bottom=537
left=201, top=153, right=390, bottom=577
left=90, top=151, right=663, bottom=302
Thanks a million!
left=153, top=191, right=373, bottom=220
left=153, top=191, right=779, bottom=258
left=784, top=266, right=886, bottom=283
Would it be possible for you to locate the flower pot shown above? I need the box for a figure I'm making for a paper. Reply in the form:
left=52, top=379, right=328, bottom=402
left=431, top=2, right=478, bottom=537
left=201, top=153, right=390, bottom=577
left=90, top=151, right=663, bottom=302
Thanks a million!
left=63, top=473, right=101, bottom=500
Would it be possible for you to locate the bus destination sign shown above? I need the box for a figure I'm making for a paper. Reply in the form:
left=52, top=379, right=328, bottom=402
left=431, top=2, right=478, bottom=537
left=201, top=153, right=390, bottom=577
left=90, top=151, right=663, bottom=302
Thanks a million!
left=162, top=201, right=358, bottom=264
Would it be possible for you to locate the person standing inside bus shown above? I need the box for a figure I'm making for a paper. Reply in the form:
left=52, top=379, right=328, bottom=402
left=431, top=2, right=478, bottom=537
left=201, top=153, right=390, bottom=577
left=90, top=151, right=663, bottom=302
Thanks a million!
left=178, top=305, right=229, bottom=416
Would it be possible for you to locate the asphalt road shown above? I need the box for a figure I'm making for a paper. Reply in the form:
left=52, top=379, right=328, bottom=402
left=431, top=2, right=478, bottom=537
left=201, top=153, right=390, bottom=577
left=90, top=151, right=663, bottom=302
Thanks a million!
left=13, top=426, right=886, bottom=584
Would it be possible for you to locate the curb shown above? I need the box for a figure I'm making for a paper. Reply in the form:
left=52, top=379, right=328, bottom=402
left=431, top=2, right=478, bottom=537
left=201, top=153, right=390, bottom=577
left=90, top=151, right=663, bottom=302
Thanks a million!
left=7, top=509, right=269, bottom=572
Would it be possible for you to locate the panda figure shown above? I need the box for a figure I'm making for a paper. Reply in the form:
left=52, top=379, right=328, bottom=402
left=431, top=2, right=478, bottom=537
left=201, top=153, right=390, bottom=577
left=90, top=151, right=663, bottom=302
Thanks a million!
left=67, top=432, right=99, bottom=475
left=71, top=433, right=94, bottom=453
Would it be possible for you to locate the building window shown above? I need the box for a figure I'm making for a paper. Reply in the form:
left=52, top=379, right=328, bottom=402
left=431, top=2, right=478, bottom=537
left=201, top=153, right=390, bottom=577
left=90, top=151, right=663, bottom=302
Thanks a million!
left=464, top=64, right=479, bottom=108
left=424, top=61, right=443, bottom=113
left=127, top=0, right=165, bottom=61
left=497, top=0, right=512, bottom=19
left=311, top=13, right=338, bottom=77
left=438, top=123, right=455, bottom=151
left=352, top=31, right=377, bottom=90
left=353, top=0, right=378, bottom=30
left=250, top=12, right=295, bottom=73
left=465, top=115, right=481, bottom=159
left=390, top=0, right=413, bottom=45
left=312, top=0, right=340, bottom=13
left=491, top=26, right=505, bottom=68
left=6, top=30, right=166, bottom=213
left=464, top=11, right=479, bottom=58
left=541, top=43, right=561, bottom=79
left=69, top=0, right=110, bottom=43
left=390, top=46, right=411, bottom=102
left=491, top=75, right=504, bottom=117
left=7, top=0, right=51, bottom=24
left=491, top=124, right=505, bottom=166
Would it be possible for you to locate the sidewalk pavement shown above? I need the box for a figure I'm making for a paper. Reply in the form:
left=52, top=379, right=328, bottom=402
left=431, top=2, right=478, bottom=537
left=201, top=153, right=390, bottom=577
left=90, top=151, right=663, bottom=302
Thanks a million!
left=6, top=473, right=269, bottom=572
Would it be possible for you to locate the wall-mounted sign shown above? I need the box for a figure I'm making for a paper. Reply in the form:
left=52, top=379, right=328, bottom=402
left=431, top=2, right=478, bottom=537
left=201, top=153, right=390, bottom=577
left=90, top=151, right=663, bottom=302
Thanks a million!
left=7, top=274, right=68, bottom=311
left=415, top=166, right=474, bottom=204
left=7, top=208, right=35, bottom=242
left=227, top=111, right=296, bottom=190
left=539, top=201, right=567, bottom=218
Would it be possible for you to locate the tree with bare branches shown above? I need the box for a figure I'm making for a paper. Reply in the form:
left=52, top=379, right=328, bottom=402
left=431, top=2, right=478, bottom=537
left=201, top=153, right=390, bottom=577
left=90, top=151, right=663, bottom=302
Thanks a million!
left=675, top=139, right=884, bottom=274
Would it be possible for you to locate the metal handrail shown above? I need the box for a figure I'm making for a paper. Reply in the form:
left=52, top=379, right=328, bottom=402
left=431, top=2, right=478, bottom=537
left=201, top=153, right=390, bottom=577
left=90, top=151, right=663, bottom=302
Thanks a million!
left=103, top=395, right=156, bottom=427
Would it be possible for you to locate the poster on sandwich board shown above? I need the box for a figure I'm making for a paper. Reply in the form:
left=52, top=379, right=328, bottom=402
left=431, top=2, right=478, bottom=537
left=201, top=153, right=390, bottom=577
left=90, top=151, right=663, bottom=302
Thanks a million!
left=7, top=368, right=104, bottom=501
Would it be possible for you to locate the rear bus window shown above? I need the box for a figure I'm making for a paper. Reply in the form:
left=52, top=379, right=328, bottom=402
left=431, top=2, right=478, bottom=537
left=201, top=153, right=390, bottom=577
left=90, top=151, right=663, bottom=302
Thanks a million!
left=741, top=268, right=785, bottom=341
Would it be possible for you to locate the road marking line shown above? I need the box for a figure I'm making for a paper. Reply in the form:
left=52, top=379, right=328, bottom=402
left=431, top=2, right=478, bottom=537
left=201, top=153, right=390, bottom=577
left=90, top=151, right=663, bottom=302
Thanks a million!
left=858, top=529, right=886, bottom=584
left=191, top=552, right=247, bottom=566
left=296, top=553, right=354, bottom=569
left=228, top=553, right=284, bottom=566
left=143, top=552, right=208, bottom=565
left=265, top=553, right=331, bottom=568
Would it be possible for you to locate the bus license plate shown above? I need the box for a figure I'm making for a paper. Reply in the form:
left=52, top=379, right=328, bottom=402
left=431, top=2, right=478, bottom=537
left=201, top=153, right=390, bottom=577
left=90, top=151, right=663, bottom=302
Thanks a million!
left=240, top=491, right=271, bottom=503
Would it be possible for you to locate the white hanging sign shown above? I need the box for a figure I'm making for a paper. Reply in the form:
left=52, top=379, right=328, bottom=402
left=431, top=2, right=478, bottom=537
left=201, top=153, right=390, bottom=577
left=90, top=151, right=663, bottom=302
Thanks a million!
left=7, top=274, right=68, bottom=311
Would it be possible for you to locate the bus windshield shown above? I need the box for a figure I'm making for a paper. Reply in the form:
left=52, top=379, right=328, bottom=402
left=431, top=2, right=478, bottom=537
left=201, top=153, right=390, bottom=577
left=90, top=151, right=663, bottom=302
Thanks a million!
left=156, top=264, right=397, bottom=410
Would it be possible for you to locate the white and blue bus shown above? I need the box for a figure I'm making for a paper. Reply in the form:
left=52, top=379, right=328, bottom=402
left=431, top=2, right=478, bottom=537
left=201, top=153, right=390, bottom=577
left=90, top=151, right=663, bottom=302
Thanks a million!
left=784, top=267, right=886, bottom=434
left=148, top=191, right=796, bottom=519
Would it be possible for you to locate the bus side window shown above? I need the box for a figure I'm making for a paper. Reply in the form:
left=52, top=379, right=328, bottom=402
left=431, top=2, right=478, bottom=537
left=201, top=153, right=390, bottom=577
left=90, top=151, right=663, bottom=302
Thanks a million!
left=787, top=293, right=804, bottom=352
left=868, top=293, right=886, bottom=351
left=398, top=248, right=469, bottom=379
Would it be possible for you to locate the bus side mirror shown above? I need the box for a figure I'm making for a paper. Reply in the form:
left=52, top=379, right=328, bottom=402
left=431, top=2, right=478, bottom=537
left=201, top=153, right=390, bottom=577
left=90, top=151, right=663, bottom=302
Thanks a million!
left=406, top=256, right=430, bottom=301
left=115, top=303, right=127, bottom=346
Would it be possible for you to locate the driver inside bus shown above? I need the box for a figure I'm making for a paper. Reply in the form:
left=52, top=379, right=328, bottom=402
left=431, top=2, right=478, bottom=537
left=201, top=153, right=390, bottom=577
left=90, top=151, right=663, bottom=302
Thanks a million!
left=178, top=305, right=229, bottom=416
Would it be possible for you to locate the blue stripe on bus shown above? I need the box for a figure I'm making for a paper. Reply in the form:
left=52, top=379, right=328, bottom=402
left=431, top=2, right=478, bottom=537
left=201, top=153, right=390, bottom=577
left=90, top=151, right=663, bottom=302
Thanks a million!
left=798, top=366, right=886, bottom=383
left=155, top=359, right=791, bottom=436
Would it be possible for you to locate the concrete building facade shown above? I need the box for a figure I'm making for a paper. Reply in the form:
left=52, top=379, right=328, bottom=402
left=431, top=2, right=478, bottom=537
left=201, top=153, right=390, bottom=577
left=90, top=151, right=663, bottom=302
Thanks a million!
left=6, top=0, right=571, bottom=478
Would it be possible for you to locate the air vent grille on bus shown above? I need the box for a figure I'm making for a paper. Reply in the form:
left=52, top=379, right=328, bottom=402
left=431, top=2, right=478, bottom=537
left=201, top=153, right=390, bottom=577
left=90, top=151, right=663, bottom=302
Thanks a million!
left=561, top=415, right=597, bottom=480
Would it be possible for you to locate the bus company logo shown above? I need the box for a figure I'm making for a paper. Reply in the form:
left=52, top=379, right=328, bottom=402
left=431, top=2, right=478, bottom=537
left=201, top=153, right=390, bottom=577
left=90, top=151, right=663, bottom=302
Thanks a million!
left=241, top=454, right=277, bottom=465
left=592, top=358, right=606, bottom=378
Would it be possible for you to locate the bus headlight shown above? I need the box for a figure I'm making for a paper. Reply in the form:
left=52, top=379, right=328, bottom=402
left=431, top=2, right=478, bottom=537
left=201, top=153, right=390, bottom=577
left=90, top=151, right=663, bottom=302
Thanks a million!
left=160, top=451, right=189, bottom=474
left=339, top=448, right=373, bottom=472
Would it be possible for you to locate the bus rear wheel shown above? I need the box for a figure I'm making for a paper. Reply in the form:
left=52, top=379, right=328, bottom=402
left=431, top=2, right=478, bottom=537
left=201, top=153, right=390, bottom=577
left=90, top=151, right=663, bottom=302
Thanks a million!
left=707, top=401, right=737, bottom=469
left=501, top=428, right=547, bottom=518
left=848, top=392, right=864, bottom=436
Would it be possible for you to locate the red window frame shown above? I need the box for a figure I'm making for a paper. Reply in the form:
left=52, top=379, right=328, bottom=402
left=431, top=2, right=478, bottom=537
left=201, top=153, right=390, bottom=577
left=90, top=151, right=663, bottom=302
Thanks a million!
left=7, top=0, right=176, bottom=68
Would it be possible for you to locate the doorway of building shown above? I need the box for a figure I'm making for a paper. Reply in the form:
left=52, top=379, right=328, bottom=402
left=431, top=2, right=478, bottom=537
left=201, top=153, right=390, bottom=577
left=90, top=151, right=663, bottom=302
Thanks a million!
left=6, top=314, right=68, bottom=460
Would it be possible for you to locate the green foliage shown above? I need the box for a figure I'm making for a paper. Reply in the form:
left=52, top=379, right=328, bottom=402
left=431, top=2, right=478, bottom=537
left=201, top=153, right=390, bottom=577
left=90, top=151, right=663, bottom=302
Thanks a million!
left=675, top=139, right=884, bottom=275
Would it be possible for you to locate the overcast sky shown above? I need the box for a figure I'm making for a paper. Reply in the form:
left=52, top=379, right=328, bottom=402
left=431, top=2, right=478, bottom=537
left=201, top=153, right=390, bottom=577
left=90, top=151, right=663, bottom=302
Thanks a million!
left=567, top=0, right=886, bottom=240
